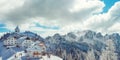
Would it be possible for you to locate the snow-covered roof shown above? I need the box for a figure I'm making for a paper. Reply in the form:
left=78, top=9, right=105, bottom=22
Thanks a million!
left=27, top=44, right=42, bottom=52
left=6, top=36, right=17, bottom=40
left=26, top=41, right=46, bottom=52
left=19, top=36, right=27, bottom=40
left=17, top=36, right=35, bottom=44
left=17, top=37, right=26, bottom=43
left=7, top=36, right=13, bottom=39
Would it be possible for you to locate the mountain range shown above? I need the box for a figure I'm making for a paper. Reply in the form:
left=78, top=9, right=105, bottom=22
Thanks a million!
left=0, top=30, right=120, bottom=60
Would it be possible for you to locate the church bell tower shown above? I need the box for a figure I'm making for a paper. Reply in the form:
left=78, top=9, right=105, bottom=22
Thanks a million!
left=15, top=26, right=20, bottom=33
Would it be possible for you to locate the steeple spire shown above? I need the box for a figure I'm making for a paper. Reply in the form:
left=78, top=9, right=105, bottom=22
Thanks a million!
left=15, top=26, right=20, bottom=33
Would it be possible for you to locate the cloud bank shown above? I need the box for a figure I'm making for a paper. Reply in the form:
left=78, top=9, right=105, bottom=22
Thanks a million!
left=0, top=0, right=120, bottom=37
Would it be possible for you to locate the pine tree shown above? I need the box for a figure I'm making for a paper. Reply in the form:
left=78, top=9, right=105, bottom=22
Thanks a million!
left=67, top=53, right=73, bottom=60
left=86, top=49, right=96, bottom=60
left=100, top=39, right=118, bottom=60
left=62, top=50, right=67, bottom=60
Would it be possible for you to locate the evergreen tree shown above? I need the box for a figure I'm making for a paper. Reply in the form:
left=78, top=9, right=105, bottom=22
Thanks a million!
left=86, top=49, right=96, bottom=60
left=100, top=39, right=118, bottom=60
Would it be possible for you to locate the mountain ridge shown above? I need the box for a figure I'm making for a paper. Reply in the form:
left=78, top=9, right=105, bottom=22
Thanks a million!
left=0, top=29, right=120, bottom=60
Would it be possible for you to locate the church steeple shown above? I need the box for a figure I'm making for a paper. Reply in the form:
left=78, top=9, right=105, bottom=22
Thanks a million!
left=15, top=26, right=20, bottom=33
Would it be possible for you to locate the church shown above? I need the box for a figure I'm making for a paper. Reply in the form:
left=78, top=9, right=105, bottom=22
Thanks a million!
left=3, top=26, right=20, bottom=47
left=15, top=26, right=20, bottom=33
left=3, top=26, right=47, bottom=59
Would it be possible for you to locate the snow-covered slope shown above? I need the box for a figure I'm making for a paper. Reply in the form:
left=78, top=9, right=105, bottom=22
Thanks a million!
left=7, top=51, right=25, bottom=60
left=44, top=30, right=120, bottom=60
left=1, top=30, right=120, bottom=60
left=41, top=55, right=62, bottom=60
left=7, top=51, right=62, bottom=60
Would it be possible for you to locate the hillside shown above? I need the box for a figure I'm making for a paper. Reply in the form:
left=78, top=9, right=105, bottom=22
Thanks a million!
left=0, top=29, right=120, bottom=60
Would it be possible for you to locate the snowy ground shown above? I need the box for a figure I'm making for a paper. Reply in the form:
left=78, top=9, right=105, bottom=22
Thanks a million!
left=41, top=55, right=62, bottom=60
left=0, top=42, right=62, bottom=60
left=6, top=51, right=62, bottom=60
left=7, top=51, right=25, bottom=60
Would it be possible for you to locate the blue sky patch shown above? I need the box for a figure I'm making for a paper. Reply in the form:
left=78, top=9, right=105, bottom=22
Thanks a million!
left=102, top=0, right=119, bottom=13
left=35, top=23, right=60, bottom=30
left=0, top=27, right=9, bottom=32
left=0, top=23, right=6, bottom=27
left=0, top=23, right=9, bottom=32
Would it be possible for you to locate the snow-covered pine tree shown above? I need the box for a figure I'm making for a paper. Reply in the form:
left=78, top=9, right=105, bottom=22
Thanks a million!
left=61, top=49, right=67, bottom=60
left=67, top=53, right=73, bottom=60
left=100, top=39, right=118, bottom=60
left=86, top=49, right=96, bottom=60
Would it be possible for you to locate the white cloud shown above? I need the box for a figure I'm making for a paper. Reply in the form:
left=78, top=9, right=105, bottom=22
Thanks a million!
left=0, top=0, right=24, bottom=16
left=40, top=1, right=120, bottom=37
left=108, top=23, right=120, bottom=33
left=0, top=0, right=120, bottom=37
left=81, top=1, right=120, bottom=34
left=0, top=0, right=104, bottom=25
left=69, top=0, right=104, bottom=13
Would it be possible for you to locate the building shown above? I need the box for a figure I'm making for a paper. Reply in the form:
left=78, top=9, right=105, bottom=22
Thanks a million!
left=4, top=36, right=17, bottom=47
left=21, top=37, right=34, bottom=48
left=16, top=36, right=34, bottom=48
left=25, top=41, right=46, bottom=58
left=15, top=26, right=20, bottom=33
left=16, top=36, right=26, bottom=47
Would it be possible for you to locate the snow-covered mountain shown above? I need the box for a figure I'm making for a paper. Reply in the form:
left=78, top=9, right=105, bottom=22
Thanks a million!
left=0, top=29, right=120, bottom=60
left=0, top=27, right=62, bottom=60
left=45, top=30, right=120, bottom=60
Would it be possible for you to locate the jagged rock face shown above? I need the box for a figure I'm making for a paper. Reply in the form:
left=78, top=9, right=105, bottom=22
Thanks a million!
left=53, top=33, right=63, bottom=41
left=67, top=32, right=77, bottom=39
left=96, top=32, right=103, bottom=38
left=85, top=31, right=96, bottom=39
left=45, top=30, right=120, bottom=60
left=1, top=30, right=120, bottom=60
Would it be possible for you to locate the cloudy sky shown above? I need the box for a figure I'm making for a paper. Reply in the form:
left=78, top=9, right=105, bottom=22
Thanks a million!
left=0, top=0, right=120, bottom=37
